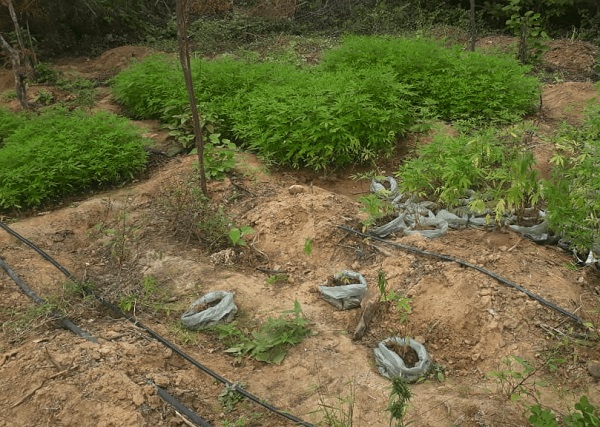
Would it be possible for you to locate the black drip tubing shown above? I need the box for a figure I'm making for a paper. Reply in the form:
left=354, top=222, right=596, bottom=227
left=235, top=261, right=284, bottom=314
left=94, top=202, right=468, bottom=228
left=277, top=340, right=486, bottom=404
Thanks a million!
left=0, top=257, right=98, bottom=343
left=0, top=220, right=315, bottom=427
left=148, top=380, right=214, bottom=427
left=337, top=225, right=584, bottom=325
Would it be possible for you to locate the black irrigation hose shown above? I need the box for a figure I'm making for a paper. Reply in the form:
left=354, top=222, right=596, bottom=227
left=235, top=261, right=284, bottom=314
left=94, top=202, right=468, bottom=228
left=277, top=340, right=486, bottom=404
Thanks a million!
left=0, top=220, right=315, bottom=427
left=0, top=257, right=98, bottom=343
left=337, top=225, right=585, bottom=325
left=148, top=380, right=214, bottom=427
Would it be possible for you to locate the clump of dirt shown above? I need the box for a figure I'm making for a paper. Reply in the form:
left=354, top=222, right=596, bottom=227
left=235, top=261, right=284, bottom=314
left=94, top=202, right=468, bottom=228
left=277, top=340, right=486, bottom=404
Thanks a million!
left=385, top=341, right=420, bottom=368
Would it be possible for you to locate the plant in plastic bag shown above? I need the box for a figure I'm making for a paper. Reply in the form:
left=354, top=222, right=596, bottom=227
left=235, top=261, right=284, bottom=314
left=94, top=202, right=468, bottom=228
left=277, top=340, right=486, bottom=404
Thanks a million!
left=374, top=337, right=432, bottom=383
left=180, top=291, right=238, bottom=330
left=319, top=271, right=368, bottom=310
left=359, top=194, right=395, bottom=230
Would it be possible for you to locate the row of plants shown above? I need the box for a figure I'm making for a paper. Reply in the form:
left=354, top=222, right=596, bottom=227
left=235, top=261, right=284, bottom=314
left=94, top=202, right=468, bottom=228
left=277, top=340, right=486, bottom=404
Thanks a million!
left=0, top=107, right=149, bottom=212
left=111, top=35, right=540, bottom=170
left=394, top=98, right=600, bottom=252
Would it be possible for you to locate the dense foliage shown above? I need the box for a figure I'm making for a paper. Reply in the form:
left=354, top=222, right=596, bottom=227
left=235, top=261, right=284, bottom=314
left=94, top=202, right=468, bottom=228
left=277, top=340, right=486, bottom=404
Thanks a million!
left=0, top=108, right=27, bottom=148
left=545, top=103, right=600, bottom=251
left=397, top=126, right=542, bottom=223
left=0, top=108, right=149, bottom=212
left=111, top=36, right=540, bottom=169
left=319, top=36, right=540, bottom=122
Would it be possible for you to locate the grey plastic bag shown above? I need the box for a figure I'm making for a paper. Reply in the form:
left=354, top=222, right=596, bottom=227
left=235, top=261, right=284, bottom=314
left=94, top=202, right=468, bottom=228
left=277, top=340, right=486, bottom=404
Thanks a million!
left=181, top=291, right=238, bottom=330
left=319, top=270, right=368, bottom=310
left=374, top=337, right=432, bottom=383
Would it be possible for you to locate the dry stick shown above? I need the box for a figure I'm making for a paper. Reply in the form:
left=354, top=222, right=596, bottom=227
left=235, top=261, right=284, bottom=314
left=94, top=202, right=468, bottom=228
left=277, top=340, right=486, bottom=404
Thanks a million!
left=0, top=350, right=18, bottom=367
left=44, top=346, right=64, bottom=371
left=11, top=364, right=74, bottom=408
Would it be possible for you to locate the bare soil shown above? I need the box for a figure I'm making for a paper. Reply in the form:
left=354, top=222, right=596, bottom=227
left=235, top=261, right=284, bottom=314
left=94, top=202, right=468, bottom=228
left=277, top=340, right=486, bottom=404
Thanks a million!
left=1, top=41, right=599, bottom=427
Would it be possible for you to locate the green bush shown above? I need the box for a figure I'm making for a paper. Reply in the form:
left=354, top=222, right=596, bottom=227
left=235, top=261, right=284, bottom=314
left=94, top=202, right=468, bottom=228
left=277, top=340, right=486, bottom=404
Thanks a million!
left=230, top=65, right=414, bottom=169
left=319, top=35, right=540, bottom=122
left=0, top=108, right=28, bottom=148
left=111, top=54, right=187, bottom=119
left=545, top=104, right=600, bottom=251
left=0, top=108, right=149, bottom=212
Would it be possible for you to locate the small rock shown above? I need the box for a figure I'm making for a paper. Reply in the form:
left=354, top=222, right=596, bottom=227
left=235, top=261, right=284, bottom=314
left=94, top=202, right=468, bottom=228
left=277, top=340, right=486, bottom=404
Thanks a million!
left=289, top=185, right=305, bottom=195
left=588, top=361, right=600, bottom=379
left=479, top=288, right=492, bottom=296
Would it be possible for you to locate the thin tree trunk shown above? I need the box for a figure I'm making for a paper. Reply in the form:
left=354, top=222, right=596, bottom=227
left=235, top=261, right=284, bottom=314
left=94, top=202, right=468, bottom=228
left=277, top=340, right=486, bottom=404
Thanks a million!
left=469, top=0, right=476, bottom=51
left=7, top=0, right=32, bottom=69
left=0, top=33, right=28, bottom=109
left=176, top=0, right=208, bottom=195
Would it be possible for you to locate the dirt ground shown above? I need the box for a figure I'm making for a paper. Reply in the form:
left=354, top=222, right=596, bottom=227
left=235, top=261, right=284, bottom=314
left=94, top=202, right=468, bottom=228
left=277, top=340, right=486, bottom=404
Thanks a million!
left=1, top=39, right=600, bottom=427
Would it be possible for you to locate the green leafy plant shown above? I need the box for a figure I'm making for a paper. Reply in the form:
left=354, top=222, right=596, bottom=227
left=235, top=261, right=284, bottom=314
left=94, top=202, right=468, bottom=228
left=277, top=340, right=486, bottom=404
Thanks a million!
left=117, top=275, right=174, bottom=315
left=219, top=383, right=247, bottom=413
left=377, top=270, right=412, bottom=323
left=228, top=226, right=254, bottom=247
left=0, top=108, right=27, bottom=147
left=266, top=274, right=289, bottom=286
left=503, top=0, right=549, bottom=65
left=488, top=356, right=548, bottom=403
left=0, top=108, right=149, bottom=212
left=387, top=377, right=412, bottom=427
left=545, top=106, right=600, bottom=252
left=528, top=396, right=599, bottom=427
left=32, top=88, right=54, bottom=105
left=319, top=35, right=540, bottom=122
left=211, top=301, right=311, bottom=365
left=304, top=237, right=313, bottom=256
left=359, top=194, right=394, bottom=230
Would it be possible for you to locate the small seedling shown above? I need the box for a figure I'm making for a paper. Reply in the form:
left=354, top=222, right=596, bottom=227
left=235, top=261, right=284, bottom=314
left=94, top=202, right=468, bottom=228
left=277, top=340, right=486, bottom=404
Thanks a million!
left=266, top=274, right=288, bottom=286
left=304, top=237, right=313, bottom=256
left=219, top=383, right=246, bottom=413
left=228, top=226, right=254, bottom=247
left=387, top=377, right=412, bottom=427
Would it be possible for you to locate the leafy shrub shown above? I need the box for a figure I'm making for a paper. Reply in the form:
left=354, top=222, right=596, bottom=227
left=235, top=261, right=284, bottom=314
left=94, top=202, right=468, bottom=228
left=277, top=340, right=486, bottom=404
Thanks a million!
left=0, top=108, right=149, bottom=212
left=111, top=54, right=186, bottom=119
left=319, top=35, right=540, bottom=122
left=0, top=108, right=28, bottom=148
left=545, top=105, right=600, bottom=251
left=211, top=300, right=311, bottom=365
left=528, top=396, right=599, bottom=427
left=231, top=65, right=414, bottom=169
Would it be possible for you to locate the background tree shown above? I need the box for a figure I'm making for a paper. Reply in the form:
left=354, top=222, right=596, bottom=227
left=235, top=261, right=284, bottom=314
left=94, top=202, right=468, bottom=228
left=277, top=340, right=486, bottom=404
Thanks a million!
left=1, top=0, right=30, bottom=109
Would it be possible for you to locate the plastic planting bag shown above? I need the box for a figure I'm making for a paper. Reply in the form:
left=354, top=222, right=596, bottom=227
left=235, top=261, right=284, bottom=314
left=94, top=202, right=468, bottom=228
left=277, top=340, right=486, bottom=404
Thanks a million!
left=374, top=337, right=432, bottom=383
left=181, top=291, right=238, bottom=330
left=319, top=270, right=368, bottom=310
